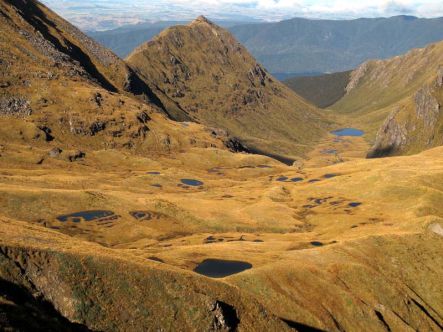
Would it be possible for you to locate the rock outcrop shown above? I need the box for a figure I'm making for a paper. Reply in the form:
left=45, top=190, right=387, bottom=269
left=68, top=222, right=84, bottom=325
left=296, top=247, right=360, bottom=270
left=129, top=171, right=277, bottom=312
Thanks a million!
left=414, top=86, right=441, bottom=128
left=367, top=109, right=408, bottom=157
left=0, top=97, right=32, bottom=117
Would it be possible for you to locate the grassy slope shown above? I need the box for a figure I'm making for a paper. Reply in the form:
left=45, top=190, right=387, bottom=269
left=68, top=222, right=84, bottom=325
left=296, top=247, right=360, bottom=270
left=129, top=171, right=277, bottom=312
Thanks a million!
left=126, top=17, right=330, bottom=160
left=0, top=2, right=291, bottom=330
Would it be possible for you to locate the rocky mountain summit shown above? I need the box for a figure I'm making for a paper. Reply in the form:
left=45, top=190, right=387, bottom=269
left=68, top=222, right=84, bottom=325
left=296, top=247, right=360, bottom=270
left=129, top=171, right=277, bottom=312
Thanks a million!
left=127, top=16, right=328, bottom=161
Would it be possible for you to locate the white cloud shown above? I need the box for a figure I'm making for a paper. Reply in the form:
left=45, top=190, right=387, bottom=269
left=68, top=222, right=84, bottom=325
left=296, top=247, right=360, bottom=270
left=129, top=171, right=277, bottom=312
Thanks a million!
left=41, top=0, right=443, bottom=30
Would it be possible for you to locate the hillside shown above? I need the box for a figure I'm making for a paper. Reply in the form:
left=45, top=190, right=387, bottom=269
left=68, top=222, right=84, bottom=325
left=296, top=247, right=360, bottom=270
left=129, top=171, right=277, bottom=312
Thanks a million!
left=127, top=16, right=328, bottom=161
left=331, top=41, right=443, bottom=157
left=284, top=71, right=351, bottom=108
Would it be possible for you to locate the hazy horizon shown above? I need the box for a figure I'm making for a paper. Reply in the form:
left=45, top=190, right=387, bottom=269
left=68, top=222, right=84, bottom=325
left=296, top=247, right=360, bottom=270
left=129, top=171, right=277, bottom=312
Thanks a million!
left=41, top=0, right=443, bottom=31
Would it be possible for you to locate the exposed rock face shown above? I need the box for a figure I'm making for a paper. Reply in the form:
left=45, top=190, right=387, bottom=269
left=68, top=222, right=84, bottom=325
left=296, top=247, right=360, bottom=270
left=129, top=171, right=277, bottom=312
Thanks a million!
left=429, top=223, right=443, bottom=237
left=414, top=86, right=441, bottom=127
left=0, top=97, right=32, bottom=117
left=335, top=40, right=443, bottom=158
left=207, top=127, right=249, bottom=152
left=89, top=121, right=106, bottom=135
left=368, top=67, right=443, bottom=158
left=436, top=66, right=443, bottom=87
left=208, top=300, right=240, bottom=331
left=1, top=0, right=166, bottom=106
left=367, top=109, right=407, bottom=158
left=368, top=81, right=442, bottom=158
left=48, top=147, right=62, bottom=158
left=346, top=62, right=369, bottom=94
left=37, top=126, right=55, bottom=141
left=224, top=137, right=249, bottom=153
left=0, top=6, right=247, bottom=170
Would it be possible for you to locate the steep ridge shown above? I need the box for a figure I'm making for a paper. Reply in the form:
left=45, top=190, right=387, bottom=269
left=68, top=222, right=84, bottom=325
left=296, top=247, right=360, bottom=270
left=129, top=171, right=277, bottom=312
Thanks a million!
left=331, top=41, right=443, bottom=157
left=127, top=16, right=328, bottom=162
left=0, top=0, right=238, bottom=160
left=90, top=16, right=443, bottom=76
left=0, top=0, right=162, bottom=104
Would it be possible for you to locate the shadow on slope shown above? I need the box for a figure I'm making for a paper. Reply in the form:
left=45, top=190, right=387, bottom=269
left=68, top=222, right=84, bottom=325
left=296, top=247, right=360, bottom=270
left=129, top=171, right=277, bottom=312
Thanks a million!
left=0, top=279, right=92, bottom=332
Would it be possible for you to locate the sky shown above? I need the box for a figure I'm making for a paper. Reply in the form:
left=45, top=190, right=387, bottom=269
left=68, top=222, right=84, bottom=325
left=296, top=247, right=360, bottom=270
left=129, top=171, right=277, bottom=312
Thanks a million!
left=42, top=0, right=443, bottom=30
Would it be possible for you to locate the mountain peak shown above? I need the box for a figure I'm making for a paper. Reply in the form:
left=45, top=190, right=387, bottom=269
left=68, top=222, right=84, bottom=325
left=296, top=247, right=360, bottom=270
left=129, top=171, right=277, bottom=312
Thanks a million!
left=191, top=15, right=213, bottom=25
left=127, top=17, right=325, bottom=160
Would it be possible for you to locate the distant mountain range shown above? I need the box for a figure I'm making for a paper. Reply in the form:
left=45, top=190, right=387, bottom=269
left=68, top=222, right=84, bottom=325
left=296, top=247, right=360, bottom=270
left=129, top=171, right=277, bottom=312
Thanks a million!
left=90, top=15, right=443, bottom=76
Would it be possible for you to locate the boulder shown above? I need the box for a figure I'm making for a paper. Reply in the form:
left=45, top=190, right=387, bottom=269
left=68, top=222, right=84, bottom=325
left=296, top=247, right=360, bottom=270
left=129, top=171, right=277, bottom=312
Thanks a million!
left=0, top=97, right=32, bottom=117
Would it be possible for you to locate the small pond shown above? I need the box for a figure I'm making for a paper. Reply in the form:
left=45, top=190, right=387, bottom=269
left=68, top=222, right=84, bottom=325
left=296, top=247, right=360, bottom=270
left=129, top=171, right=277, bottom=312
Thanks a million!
left=180, top=179, right=204, bottom=186
left=194, top=259, right=252, bottom=278
left=129, top=211, right=160, bottom=221
left=323, top=173, right=338, bottom=179
left=331, top=128, right=364, bottom=137
left=321, top=149, right=338, bottom=155
left=276, top=176, right=288, bottom=182
left=57, top=210, right=116, bottom=223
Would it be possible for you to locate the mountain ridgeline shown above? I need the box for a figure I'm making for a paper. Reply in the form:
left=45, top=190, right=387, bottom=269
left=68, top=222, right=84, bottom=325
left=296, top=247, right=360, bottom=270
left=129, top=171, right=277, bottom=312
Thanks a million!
left=90, top=15, right=443, bottom=76
left=231, top=15, right=443, bottom=75
left=127, top=16, right=328, bottom=161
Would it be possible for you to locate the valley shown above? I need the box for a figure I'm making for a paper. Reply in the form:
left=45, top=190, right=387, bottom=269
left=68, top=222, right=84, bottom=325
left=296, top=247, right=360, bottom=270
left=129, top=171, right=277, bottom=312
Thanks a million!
left=1, top=128, right=442, bottom=330
left=0, top=0, right=442, bottom=331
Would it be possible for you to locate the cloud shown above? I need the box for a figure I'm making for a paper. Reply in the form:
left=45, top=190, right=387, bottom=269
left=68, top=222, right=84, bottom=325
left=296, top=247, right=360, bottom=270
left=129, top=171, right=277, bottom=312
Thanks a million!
left=41, top=0, right=443, bottom=30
